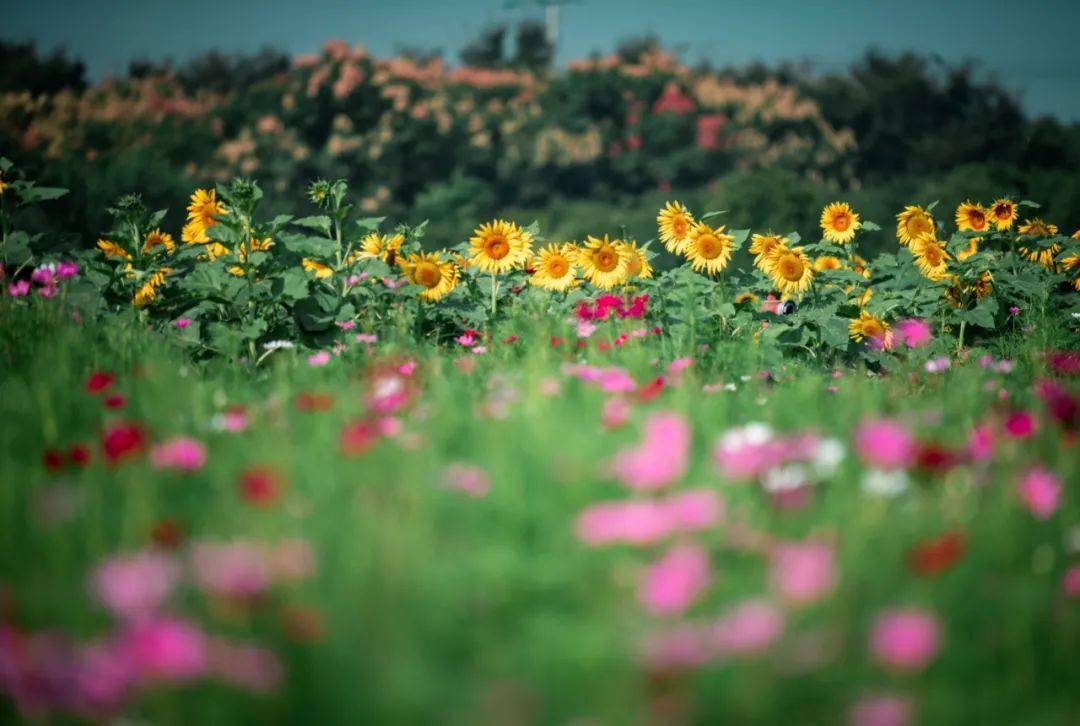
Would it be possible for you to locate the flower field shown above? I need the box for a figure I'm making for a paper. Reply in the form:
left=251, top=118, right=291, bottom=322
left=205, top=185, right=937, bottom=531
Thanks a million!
left=1, top=145, right=1079, bottom=724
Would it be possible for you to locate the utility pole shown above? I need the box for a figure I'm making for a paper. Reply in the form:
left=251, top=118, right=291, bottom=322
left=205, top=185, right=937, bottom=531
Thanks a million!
left=504, top=0, right=581, bottom=59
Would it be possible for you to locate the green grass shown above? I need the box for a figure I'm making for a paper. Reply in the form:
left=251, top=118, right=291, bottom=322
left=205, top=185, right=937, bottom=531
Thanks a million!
left=0, top=298, right=1078, bottom=724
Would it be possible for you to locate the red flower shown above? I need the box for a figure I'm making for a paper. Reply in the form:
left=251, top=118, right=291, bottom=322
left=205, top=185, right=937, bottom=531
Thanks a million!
left=915, top=443, right=962, bottom=473
left=104, top=394, right=127, bottom=409
left=68, top=443, right=92, bottom=467
left=102, top=422, right=146, bottom=465
left=907, top=531, right=966, bottom=576
left=151, top=518, right=185, bottom=549
left=340, top=420, right=376, bottom=456
left=42, top=449, right=66, bottom=472
left=501, top=335, right=518, bottom=344
left=550, top=337, right=562, bottom=348
left=86, top=371, right=115, bottom=393
left=239, top=467, right=283, bottom=507
left=637, top=376, right=666, bottom=403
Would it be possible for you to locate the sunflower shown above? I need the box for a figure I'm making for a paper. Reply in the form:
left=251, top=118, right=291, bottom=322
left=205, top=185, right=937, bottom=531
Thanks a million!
left=767, top=246, right=814, bottom=296
left=848, top=311, right=893, bottom=348
left=856, top=287, right=874, bottom=308
left=851, top=253, right=872, bottom=280
left=97, top=238, right=131, bottom=260
left=820, top=202, right=860, bottom=244
left=142, top=229, right=175, bottom=254
left=734, top=291, right=758, bottom=305
left=911, top=235, right=950, bottom=281
left=468, top=220, right=532, bottom=274
left=401, top=251, right=459, bottom=301
left=657, top=201, right=695, bottom=255
left=186, top=188, right=226, bottom=231
left=202, top=242, right=230, bottom=260
left=684, top=221, right=734, bottom=275
left=302, top=258, right=333, bottom=279
left=0, top=170, right=5, bottom=195
left=813, top=255, right=843, bottom=272
left=352, top=232, right=404, bottom=266
left=895, top=205, right=934, bottom=247
left=749, top=233, right=787, bottom=273
left=971, top=271, right=994, bottom=299
left=578, top=234, right=630, bottom=289
left=619, top=241, right=653, bottom=280
left=988, top=199, right=1017, bottom=231
left=1061, top=252, right=1080, bottom=292
left=1018, top=218, right=1060, bottom=267
left=956, top=237, right=980, bottom=262
left=954, top=201, right=988, bottom=233
left=238, top=236, right=274, bottom=262
left=133, top=268, right=171, bottom=308
left=529, top=243, right=580, bottom=292
left=181, top=220, right=210, bottom=244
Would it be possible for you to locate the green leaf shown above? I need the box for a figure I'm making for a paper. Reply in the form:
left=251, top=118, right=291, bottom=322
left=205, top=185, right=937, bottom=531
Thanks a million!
left=860, top=220, right=881, bottom=232
left=17, top=185, right=68, bottom=205
left=270, top=269, right=310, bottom=301
left=728, top=229, right=751, bottom=248
left=293, top=216, right=333, bottom=236
left=701, top=210, right=727, bottom=220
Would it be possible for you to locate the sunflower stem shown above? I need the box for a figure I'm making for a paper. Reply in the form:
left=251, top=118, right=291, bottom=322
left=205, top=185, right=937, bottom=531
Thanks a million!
left=490, top=274, right=499, bottom=319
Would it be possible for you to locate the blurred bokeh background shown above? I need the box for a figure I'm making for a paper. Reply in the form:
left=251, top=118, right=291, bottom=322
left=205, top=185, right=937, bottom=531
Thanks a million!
left=3, top=0, right=1080, bottom=259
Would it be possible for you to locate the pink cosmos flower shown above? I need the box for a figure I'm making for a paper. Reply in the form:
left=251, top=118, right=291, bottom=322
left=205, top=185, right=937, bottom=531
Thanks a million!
left=355, top=333, right=378, bottom=345
left=854, top=419, right=916, bottom=470
left=712, top=599, right=785, bottom=657
left=1062, top=564, right=1080, bottom=598
left=190, top=542, right=270, bottom=600
left=455, top=331, right=477, bottom=347
left=55, top=261, right=79, bottom=279
left=335, top=320, right=356, bottom=331
left=638, top=544, right=711, bottom=616
left=641, top=625, right=712, bottom=671
left=1035, top=379, right=1078, bottom=427
left=967, top=424, right=995, bottom=463
left=149, top=437, right=206, bottom=472
left=610, top=412, right=690, bottom=490
left=75, top=640, right=134, bottom=713
left=1016, top=467, right=1062, bottom=519
left=601, top=396, right=630, bottom=428
left=1003, top=411, right=1036, bottom=438
left=576, top=321, right=597, bottom=338
left=441, top=463, right=491, bottom=498
left=174, top=318, right=191, bottom=329
left=90, top=551, right=180, bottom=620
left=714, top=423, right=783, bottom=480
left=894, top=319, right=931, bottom=348
left=770, top=540, right=836, bottom=605
left=397, top=359, right=417, bottom=376
left=206, top=639, right=284, bottom=694
left=924, top=357, right=950, bottom=373
left=119, top=617, right=207, bottom=682
left=849, top=694, right=914, bottom=726
left=667, top=357, right=692, bottom=379
left=575, top=489, right=723, bottom=547
left=307, top=351, right=331, bottom=367
left=598, top=367, right=637, bottom=393
left=868, top=608, right=941, bottom=671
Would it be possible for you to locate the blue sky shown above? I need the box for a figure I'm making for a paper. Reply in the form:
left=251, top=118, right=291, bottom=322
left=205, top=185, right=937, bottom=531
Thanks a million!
left=5, top=0, right=1080, bottom=119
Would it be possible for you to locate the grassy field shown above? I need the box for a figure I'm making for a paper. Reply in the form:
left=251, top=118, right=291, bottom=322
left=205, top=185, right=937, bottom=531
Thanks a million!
left=1, top=296, right=1078, bottom=724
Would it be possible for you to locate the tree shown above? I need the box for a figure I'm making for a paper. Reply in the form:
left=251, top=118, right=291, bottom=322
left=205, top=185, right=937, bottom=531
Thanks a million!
left=460, top=26, right=506, bottom=68
left=0, top=41, right=85, bottom=94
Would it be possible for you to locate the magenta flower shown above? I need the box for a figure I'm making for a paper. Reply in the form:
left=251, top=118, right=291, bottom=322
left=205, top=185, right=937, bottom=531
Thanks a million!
left=854, top=419, right=916, bottom=470
left=638, top=544, right=711, bottom=616
left=610, top=412, right=690, bottom=490
left=307, top=351, right=331, bottom=367
left=174, top=318, right=191, bottom=329
left=75, top=640, right=134, bottom=713
left=149, top=437, right=206, bottom=472
left=441, top=463, right=491, bottom=498
left=1063, top=565, right=1080, bottom=598
left=55, top=261, right=79, bottom=279
left=7, top=279, right=30, bottom=297
left=335, top=320, right=356, bottom=331
left=848, top=694, right=914, bottom=726
left=119, top=617, right=207, bottom=683
left=966, top=424, right=995, bottom=463
left=90, top=551, right=180, bottom=620
left=1003, top=411, right=1036, bottom=438
left=770, top=540, right=836, bottom=605
left=894, top=318, right=932, bottom=348
left=869, top=608, right=941, bottom=671
left=712, top=599, right=785, bottom=657
left=1016, top=467, right=1062, bottom=519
